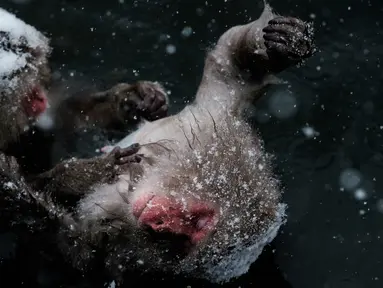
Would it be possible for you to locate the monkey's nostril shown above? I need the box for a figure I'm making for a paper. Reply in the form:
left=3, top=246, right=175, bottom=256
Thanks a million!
left=155, top=220, right=164, bottom=226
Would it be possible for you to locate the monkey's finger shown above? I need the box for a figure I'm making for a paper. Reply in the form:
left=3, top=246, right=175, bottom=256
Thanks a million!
left=268, top=17, right=306, bottom=31
left=118, top=143, right=141, bottom=158
left=150, top=104, right=168, bottom=120
left=263, top=33, right=288, bottom=45
left=141, top=92, right=156, bottom=112
left=136, top=82, right=157, bottom=100
left=116, top=155, right=142, bottom=166
left=155, top=90, right=167, bottom=105
left=110, top=146, right=122, bottom=157
left=265, top=41, right=289, bottom=57
left=268, top=16, right=305, bottom=28
left=264, top=32, right=311, bottom=58
left=133, top=155, right=142, bottom=163
left=263, top=25, right=304, bottom=37
left=112, top=144, right=138, bottom=160
left=149, top=92, right=166, bottom=113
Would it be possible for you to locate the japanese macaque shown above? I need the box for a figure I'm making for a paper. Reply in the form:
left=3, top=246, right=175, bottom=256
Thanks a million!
left=0, top=7, right=168, bottom=177
left=0, top=5, right=168, bottom=278
left=0, top=8, right=51, bottom=152
left=0, top=8, right=53, bottom=235
left=0, top=7, right=168, bottom=286
left=18, top=2, right=315, bottom=286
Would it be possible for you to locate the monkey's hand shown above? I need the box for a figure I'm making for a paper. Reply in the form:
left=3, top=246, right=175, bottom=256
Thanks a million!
left=112, top=81, right=168, bottom=122
left=107, top=143, right=143, bottom=173
left=135, top=81, right=168, bottom=121
left=263, top=17, right=316, bottom=67
left=29, top=144, right=143, bottom=199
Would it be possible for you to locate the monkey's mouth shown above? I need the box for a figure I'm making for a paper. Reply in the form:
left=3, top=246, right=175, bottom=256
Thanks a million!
left=133, top=195, right=218, bottom=246
left=22, top=85, right=48, bottom=117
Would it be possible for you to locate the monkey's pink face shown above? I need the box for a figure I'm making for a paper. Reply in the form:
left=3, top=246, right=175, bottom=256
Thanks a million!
left=133, top=194, right=219, bottom=246
left=21, top=85, right=48, bottom=118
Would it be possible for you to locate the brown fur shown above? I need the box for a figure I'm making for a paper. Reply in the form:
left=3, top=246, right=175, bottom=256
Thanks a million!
left=51, top=81, right=168, bottom=133
left=0, top=9, right=168, bottom=182
left=0, top=7, right=168, bottom=252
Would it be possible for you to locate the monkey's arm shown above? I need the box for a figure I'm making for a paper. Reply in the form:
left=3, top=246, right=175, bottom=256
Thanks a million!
left=28, top=144, right=141, bottom=199
left=213, top=5, right=315, bottom=80
left=193, top=4, right=315, bottom=115
left=56, top=81, right=168, bottom=132
left=0, top=153, right=50, bottom=230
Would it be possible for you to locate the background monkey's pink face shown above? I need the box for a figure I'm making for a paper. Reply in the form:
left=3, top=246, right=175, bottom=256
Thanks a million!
left=0, top=8, right=51, bottom=128
left=22, top=85, right=48, bottom=118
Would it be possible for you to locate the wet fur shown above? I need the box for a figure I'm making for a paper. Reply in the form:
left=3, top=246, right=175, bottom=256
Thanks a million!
left=51, top=2, right=314, bottom=284
left=0, top=9, right=168, bottom=284
left=1, top=2, right=315, bottom=286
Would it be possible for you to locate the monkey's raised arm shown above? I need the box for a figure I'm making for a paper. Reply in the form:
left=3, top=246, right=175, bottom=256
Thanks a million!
left=194, top=3, right=315, bottom=114
left=55, top=81, right=168, bottom=132
left=216, top=13, right=315, bottom=79
left=28, top=144, right=142, bottom=202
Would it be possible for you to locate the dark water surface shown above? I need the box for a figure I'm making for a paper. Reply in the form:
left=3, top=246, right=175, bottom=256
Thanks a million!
left=1, top=0, right=383, bottom=287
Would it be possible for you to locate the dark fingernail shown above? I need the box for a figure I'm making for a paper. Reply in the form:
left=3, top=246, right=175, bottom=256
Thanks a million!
left=112, top=146, right=120, bottom=154
left=131, top=143, right=140, bottom=148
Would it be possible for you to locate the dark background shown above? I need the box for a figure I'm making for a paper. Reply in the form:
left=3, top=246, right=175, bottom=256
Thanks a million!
left=1, top=0, right=383, bottom=287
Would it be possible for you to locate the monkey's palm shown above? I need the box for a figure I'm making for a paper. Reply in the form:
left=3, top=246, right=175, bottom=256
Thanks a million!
left=263, top=16, right=315, bottom=63
left=113, top=81, right=168, bottom=123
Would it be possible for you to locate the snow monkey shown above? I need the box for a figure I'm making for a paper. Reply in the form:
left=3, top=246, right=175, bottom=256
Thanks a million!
left=1, top=2, right=315, bottom=287
left=0, top=7, right=168, bottom=176
left=0, top=7, right=167, bottom=283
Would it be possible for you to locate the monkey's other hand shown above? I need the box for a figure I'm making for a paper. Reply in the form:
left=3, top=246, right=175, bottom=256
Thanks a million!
left=262, top=16, right=316, bottom=63
left=135, top=81, right=168, bottom=121
left=111, top=81, right=168, bottom=123
left=108, top=144, right=142, bottom=171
